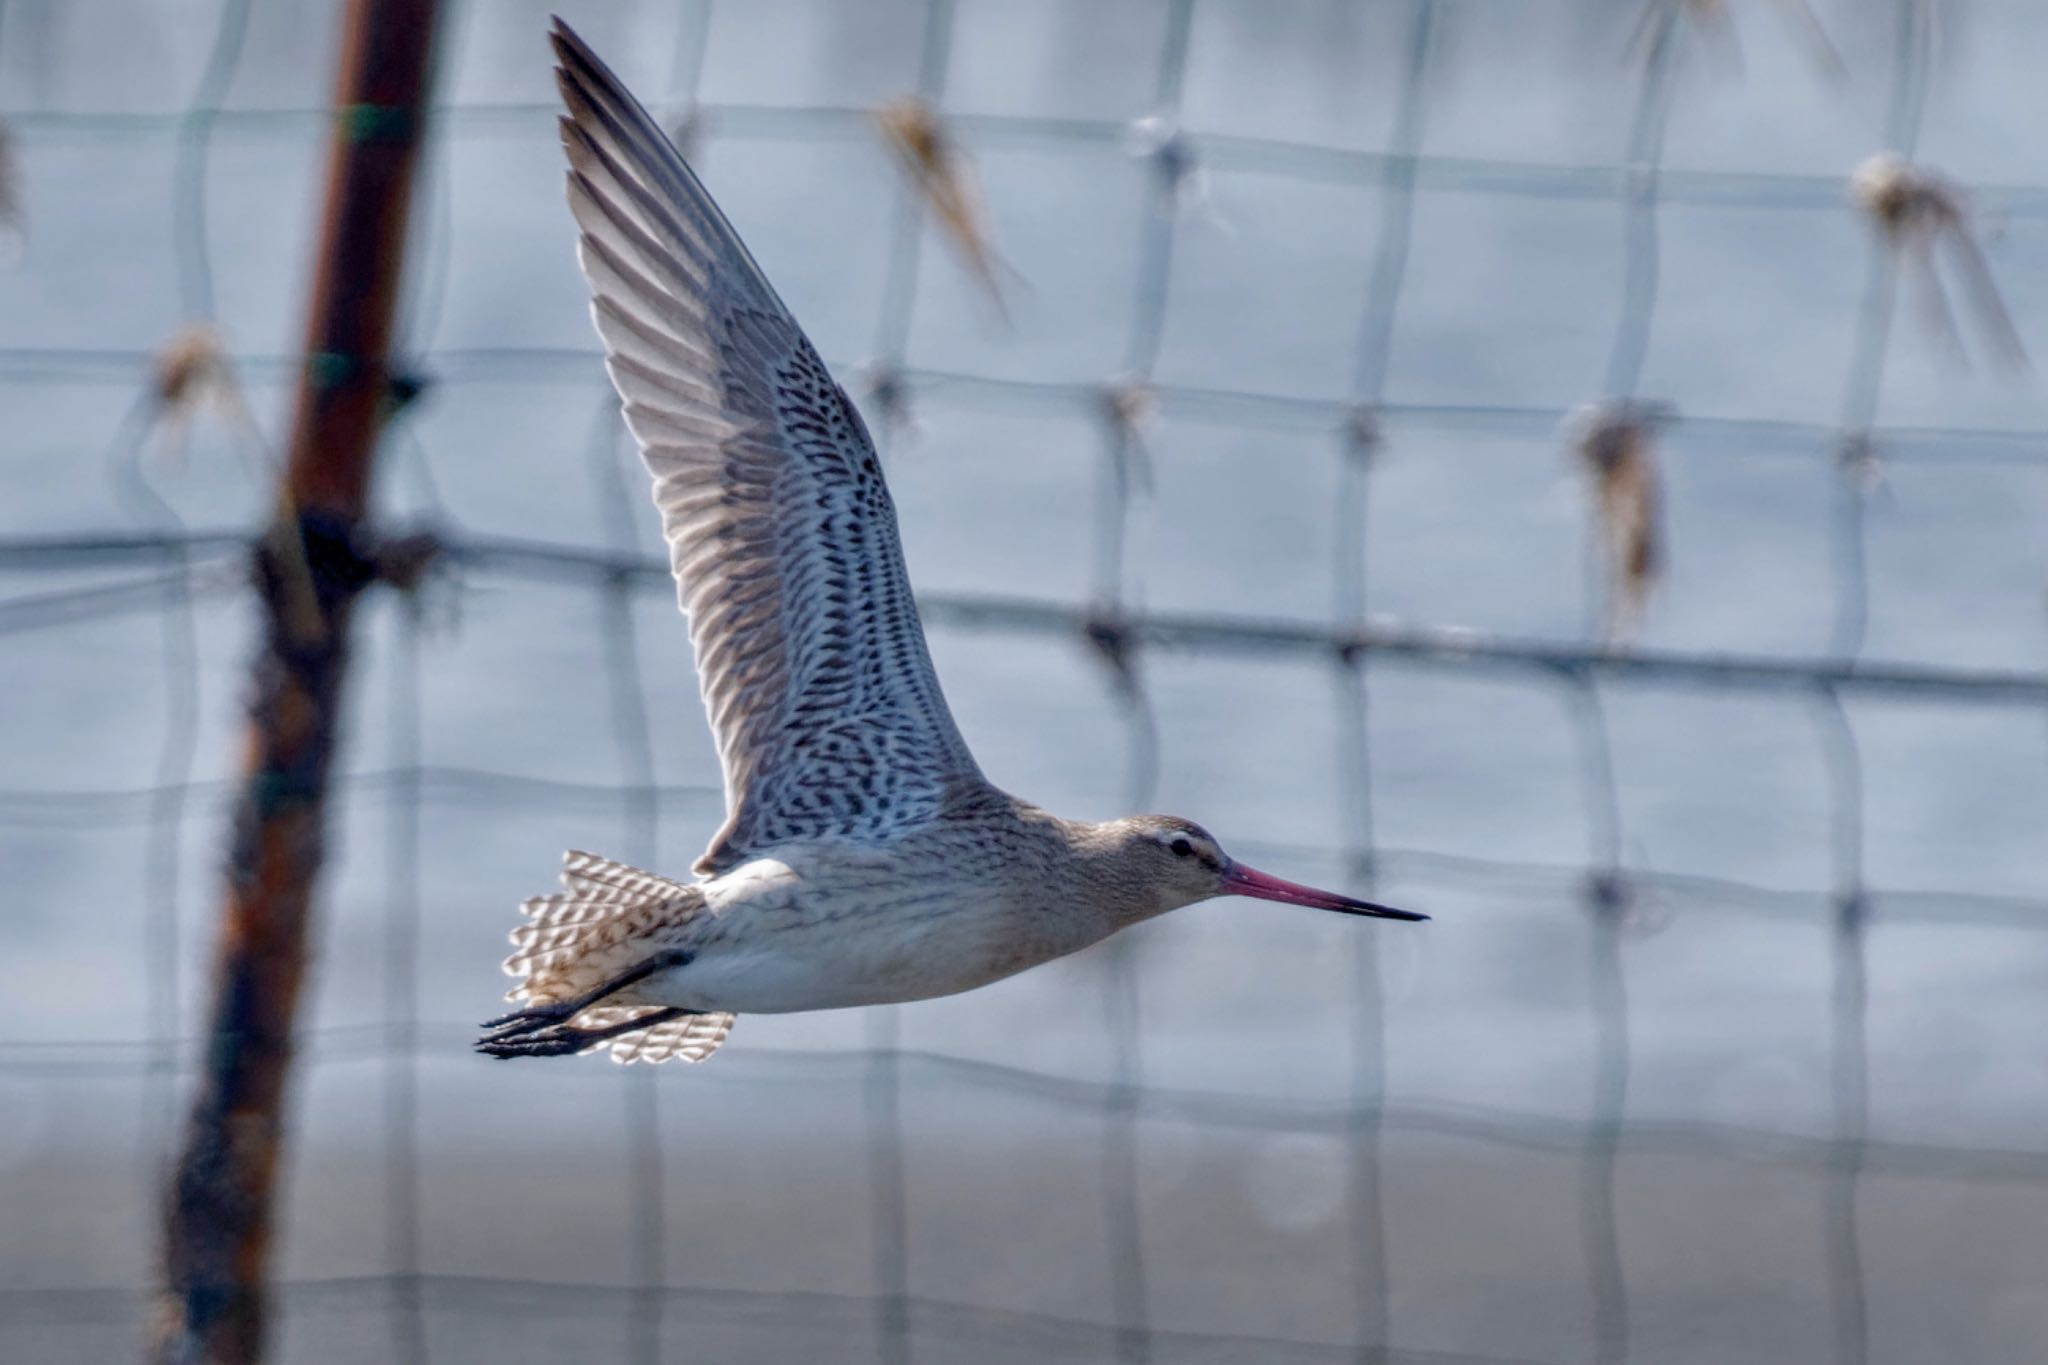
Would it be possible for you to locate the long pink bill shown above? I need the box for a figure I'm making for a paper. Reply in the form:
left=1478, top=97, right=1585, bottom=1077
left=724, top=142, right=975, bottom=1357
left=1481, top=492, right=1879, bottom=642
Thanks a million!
left=1220, top=861, right=1428, bottom=922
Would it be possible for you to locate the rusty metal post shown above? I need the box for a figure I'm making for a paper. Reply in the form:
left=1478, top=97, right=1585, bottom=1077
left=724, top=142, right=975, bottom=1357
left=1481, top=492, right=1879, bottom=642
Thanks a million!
left=150, top=2, right=441, bottom=1361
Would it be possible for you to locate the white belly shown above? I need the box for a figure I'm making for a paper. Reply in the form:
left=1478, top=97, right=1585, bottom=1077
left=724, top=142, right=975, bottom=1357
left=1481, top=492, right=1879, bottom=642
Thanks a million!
left=634, top=856, right=1109, bottom=1014
left=654, top=941, right=977, bottom=1013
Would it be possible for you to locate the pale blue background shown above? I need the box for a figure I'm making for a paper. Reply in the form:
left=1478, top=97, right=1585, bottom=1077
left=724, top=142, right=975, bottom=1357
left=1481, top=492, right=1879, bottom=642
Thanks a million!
left=3, top=2, right=2046, bottom=1362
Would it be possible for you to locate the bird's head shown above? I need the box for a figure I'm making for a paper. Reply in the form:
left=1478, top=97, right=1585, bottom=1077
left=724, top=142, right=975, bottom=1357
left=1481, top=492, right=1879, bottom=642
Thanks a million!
left=1103, top=815, right=1428, bottom=924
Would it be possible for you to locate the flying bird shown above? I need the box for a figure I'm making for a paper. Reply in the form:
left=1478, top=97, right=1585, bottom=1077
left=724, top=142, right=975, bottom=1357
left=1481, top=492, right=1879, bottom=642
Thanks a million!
left=478, top=21, right=1425, bottom=1065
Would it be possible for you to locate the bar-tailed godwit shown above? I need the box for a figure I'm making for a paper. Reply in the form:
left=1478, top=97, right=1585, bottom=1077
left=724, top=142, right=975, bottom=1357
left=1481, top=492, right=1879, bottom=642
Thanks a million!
left=477, top=20, right=1426, bottom=1065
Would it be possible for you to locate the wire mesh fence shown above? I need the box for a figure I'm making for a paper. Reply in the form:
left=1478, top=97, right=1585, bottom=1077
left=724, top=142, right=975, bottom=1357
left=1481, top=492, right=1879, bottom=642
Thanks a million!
left=4, top=0, right=2048, bottom=1362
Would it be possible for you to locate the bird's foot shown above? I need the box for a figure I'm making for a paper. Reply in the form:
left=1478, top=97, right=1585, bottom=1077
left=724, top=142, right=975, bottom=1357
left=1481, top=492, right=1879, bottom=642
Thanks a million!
left=475, top=1004, right=692, bottom=1061
left=475, top=1023, right=596, bottom=1060
left=478, top=1001, right=573, bottom=1040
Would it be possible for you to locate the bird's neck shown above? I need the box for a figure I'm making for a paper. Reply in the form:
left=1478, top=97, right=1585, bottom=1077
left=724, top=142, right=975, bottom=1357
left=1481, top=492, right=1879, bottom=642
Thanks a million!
left=1055, top=817, right=1176, bottom=930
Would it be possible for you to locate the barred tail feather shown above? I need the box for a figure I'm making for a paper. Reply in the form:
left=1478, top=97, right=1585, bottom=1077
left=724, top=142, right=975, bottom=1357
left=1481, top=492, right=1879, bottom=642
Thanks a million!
left=573, top=1005, right=735, bottom=1064
left=500, top=850, right=736, bottom=1064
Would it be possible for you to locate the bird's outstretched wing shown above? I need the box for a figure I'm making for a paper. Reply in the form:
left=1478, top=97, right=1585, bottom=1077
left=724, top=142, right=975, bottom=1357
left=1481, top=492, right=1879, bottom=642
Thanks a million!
left=551, top=20, right=985, bottom=874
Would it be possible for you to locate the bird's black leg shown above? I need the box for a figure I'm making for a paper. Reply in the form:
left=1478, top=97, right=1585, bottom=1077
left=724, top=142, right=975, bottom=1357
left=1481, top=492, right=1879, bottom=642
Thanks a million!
left=476, top=1006, right=694, bottom=1060
left=479, top=948, right=692, bottom=1040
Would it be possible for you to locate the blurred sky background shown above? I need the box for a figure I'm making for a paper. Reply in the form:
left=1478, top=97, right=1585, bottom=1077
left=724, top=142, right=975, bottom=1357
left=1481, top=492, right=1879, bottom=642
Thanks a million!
left=4, top=1, right=2048, bottom=1363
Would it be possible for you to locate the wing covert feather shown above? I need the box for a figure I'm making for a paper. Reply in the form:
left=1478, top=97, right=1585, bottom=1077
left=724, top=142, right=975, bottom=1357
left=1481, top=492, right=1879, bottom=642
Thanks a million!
left=550, top=21, right=984, bottom=874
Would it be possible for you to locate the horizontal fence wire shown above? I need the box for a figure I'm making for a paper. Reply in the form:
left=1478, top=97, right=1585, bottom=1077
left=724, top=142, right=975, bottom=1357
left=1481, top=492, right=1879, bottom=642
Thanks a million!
left=14, top=96, right=2048, bottom=219
left=8, top=526, right=2048, bottom=703
left=4, top=1, right=2047, bottom=1362
left=11, top=347, right=2048, bottom=465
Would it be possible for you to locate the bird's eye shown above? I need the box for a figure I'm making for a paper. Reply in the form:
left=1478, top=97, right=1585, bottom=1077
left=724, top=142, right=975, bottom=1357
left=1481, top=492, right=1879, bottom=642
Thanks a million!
left=1168, top=837, right=1194, bottom=858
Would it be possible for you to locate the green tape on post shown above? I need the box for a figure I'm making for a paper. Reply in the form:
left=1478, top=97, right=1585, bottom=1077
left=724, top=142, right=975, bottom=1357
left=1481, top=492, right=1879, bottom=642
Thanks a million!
left=307, top=351, right=358, bottom=390
left=337, top=103, right=414, bottom=143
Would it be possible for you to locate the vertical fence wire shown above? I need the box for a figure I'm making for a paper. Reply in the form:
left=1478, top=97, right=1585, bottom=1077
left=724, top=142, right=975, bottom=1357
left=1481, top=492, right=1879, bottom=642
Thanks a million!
left=1099, top=628, right=1160, bottom=1365
left=589, top=1, right=734, bottom=1347
left=377, top=4, right=463, bottom=1336
left=123, top=0, right=255, bottom=1306
left=585, top=397, right=669, bottom=1365
left=1088, top=4, right=1198, bottom=1359
left=1571, top=672, right=1631, bottom=1365
left=1602, top=12, right=1680, bottom=405
left=381, top=590, right=429, bottom=1364
left=1331, top=1, right=1438, bottom=1353
left=109, top=393, right=202, bottom=1283
left=1820, top=5, right=1933, bottom=1361
left=869, top=0, right=958, bottom=399
left=1817, top=693, right=1869, bottom=1365
left=170, top=0, right=252, bottom=330
left=864, top=7, right=960, bottom=1358
left=660, top=0, right=715, bottom=138
left=392, top=0, right=466, bottom=372
left=1572, top=14, right=1685, bottom=1363
left=377, top=59, right=462, bottom=1358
